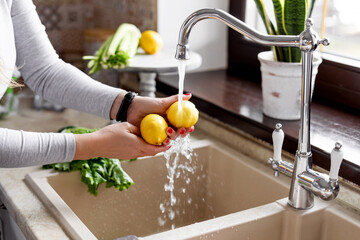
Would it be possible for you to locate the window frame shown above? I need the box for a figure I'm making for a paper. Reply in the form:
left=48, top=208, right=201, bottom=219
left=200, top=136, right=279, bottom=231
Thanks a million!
left=228, top=0, right=360, bottom=112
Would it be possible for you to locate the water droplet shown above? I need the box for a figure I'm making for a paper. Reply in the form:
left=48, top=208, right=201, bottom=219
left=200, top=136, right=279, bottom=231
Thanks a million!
left=159, top=135, right=198, bottom=226
left=159, top=203, right=165, bottom=213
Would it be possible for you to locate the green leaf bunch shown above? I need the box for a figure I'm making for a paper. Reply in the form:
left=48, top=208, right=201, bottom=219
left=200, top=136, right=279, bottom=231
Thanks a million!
left=253, top=0, right=316, bottom=62
left=43, top=127, right=136, bottom=196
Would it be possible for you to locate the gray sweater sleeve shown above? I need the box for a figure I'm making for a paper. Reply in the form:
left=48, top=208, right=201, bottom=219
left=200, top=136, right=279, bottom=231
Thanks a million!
left=12, top=0, right=123, bottom=117
left=0, top=128, right=76, bottom=167
left=0, top=0, right=123, bottom=167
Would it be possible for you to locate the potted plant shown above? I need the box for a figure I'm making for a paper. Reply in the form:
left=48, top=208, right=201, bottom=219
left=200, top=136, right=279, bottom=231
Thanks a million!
left=254, top=0, right=322, bottom=120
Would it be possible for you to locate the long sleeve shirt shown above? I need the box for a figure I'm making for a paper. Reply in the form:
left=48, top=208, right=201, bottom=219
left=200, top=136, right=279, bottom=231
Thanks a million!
left=0, top=0, right=123, bottom=167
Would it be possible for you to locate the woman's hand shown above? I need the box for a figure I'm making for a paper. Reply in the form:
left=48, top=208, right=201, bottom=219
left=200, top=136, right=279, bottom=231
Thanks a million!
left=73, top=122, right=170, bottom=160
left=110, top=93, right=195, bottom=139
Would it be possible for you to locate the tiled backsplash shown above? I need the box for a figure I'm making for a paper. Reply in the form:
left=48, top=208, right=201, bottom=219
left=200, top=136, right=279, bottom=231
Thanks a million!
left=33, top=0, right=157, bottom=66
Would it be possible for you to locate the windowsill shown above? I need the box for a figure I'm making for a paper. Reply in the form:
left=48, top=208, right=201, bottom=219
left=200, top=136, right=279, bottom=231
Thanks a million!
left=156, top=70, right=360, bottom=186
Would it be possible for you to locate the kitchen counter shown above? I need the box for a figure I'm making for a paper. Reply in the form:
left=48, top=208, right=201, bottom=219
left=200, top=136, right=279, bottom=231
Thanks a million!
left=0, top=93, right=110, bottom=239
left=0, top=93, right=359, bottom=239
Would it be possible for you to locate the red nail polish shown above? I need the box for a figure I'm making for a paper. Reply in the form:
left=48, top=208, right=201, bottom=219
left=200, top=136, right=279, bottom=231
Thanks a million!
left=168, top=128, right=173, bottom=134
left=185, top=93, right=191, bottom=96
left=166, top=138, right=170, bottom=144
left=189, top=128, right=194, bottom=133
left=180, top=129, right=185, bottom=135
left=167, top=145, right=172, bottom=149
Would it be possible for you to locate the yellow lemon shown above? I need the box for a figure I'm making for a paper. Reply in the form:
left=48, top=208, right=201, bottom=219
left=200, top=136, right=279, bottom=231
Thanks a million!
left=140, top=30, right=163, bottom=54
left=140, top=114, right=168, bottom=145
left=167, top=101, right=199, bottom=129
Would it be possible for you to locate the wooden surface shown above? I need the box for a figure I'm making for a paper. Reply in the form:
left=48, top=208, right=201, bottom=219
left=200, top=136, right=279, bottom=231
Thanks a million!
left=157, top=70, right=360, bottom=186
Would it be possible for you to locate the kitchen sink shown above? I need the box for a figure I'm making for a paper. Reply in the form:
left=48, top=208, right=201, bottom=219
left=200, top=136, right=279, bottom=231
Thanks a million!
left=148, top=198, right=360, bottom=240
left=25, top=140, right=289, bottom=240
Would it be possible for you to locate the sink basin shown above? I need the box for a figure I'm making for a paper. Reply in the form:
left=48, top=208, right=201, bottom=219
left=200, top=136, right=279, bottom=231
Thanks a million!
left=169, top=198, right=360, bottom=240
left=25, top=140, right=289, bottom=240
left=147, top=198, right=360, bottom=240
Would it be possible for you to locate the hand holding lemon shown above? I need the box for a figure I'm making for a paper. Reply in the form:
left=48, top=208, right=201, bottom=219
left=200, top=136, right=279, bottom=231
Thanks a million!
left=140, top=100, right=199, bottom=145
left=140, top=114, right=168, bottom=145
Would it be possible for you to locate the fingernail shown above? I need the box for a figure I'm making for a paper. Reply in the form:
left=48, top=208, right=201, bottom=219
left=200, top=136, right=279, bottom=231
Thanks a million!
left=166, top=138, right=170, bottom=144
left=185, top=93, right=191, bottom=96
left=180, top=129, right=185, bottom=135
left=167, top=145, right=172, bottom=149
left=189, top=128, right=194, bottom=133
left=167, top=128, right=173, bottom=134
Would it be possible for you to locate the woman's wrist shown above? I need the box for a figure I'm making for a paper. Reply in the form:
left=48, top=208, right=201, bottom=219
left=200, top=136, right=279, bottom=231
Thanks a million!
left=73, top=133, right=97, bottom=160
left=110, top=91, right=127, bottom=120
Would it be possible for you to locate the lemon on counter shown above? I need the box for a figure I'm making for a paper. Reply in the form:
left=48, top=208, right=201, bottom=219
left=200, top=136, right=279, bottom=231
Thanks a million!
left=167, top=101, right=199, bottom=129
left=140, top=114, right=168, bottom=145
left=140, top=30, right=163, bottom=54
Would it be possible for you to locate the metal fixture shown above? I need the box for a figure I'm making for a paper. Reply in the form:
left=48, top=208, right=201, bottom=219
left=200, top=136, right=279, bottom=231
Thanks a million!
left=268, top=124, right=343, bottom=208
left=174, top=8, right=342, bottom=210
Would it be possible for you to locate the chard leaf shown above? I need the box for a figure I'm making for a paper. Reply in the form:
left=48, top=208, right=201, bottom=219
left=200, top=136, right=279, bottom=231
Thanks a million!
left=42, top=127, right=135, bottom=196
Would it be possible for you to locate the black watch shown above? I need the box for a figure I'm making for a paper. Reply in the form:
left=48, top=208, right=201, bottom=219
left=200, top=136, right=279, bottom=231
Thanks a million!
left=115, top=92, right=137, bottom=122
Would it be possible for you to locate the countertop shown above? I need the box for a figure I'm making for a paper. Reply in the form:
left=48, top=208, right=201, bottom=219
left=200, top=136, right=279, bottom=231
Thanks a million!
left=0, top=93, right=359, bottom=239
left=0, top=94, right=110, bottom=239
left=157, top=70, right=360, bottom=186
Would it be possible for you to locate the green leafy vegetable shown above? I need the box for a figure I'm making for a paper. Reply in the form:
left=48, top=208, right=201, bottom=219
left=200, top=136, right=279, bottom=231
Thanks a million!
left=83, top=23, right=141, bottom=74
left=43, top=127, right=136, bottom=196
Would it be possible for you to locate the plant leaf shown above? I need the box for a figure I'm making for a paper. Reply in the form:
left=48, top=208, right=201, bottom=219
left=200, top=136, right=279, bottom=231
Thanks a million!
left=272, top=0, right=286, bottom=35
left=307, top=0, right=316, bottom=18
left=283, top=0, right=307, bottom=35
left=283, top=0, right=306, bottom=62
left=253, top=0, right=275, bottom=35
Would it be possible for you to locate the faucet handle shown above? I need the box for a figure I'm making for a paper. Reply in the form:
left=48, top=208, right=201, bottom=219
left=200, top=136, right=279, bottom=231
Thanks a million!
left=319, top=37, right=330, bottom=46
left=330, top=141, right=344, bottom=180
left=305, top=18, right=313, bottom=29
left=272, top=123, right=284, bottom=161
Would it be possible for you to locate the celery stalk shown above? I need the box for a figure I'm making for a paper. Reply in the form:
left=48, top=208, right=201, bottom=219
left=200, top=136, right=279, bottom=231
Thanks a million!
left=83, top=23, right=141, bottom=74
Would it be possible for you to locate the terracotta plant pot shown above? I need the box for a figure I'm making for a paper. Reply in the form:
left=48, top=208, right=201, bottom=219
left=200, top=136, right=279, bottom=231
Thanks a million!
left=258, top=51, right=322, bottom=120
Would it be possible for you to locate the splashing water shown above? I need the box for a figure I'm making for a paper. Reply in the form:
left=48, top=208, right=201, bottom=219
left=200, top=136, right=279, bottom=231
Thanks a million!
left=177, top=60, right=186, bottom=111
left=158, top=135, right=197, bottom=228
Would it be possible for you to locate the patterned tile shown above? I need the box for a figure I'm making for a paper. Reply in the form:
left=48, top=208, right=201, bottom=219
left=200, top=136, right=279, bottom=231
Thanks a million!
left=33, top=0, right=157, bottom=65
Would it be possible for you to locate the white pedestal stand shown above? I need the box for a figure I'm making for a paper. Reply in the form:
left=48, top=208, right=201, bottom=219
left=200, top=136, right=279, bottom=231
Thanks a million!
left=117, top=49, right=202, bottom=97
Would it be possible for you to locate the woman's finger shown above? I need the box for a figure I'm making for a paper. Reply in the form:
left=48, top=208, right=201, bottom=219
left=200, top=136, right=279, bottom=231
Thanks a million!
left=179, top=126, right=194, bottom=138
left=187, top=126, right=195, bottom=134
left=162, top=137, right=171, bottom=146
left=177, top=127, right=187, bottom=138
left=166, top=127, right=177, bottom=140
left=143, top=144, right=171, bottom=156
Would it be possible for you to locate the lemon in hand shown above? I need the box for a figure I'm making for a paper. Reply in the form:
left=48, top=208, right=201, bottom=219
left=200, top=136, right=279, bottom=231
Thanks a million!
left=140, top=30, right=163, bottom=54
left=167, top=101, right=199, bottom=129
left=140, top=114, right=168, bottom=145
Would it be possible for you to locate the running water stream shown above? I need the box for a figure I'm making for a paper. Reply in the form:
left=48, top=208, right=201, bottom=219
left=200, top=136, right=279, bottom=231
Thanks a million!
left=158, top=60, right=197, bottom=229
left=177, top=60, right=186, bottom=111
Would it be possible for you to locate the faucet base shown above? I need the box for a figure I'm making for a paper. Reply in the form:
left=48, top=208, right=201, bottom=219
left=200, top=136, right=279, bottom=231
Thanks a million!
left=287, top=151, right=314, bottom=209
left=287, top=197, right=314, bottom=210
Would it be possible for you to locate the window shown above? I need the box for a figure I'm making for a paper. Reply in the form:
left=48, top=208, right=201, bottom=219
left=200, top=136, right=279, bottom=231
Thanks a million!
left=226, top=0, right=360, bottom=185
left=229, top=0, right=360, bottom=111
left=245, top=0, right=360, bottom=64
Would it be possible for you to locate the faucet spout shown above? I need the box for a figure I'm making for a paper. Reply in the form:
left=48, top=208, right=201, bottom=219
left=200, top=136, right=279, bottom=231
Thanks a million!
left=175, top=8, right=300, bottom=60
left=176, top=8, right=333, bottom=210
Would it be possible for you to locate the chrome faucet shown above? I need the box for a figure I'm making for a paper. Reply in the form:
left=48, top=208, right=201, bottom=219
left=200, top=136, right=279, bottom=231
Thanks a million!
left=174, top=8, right=342, bottom=210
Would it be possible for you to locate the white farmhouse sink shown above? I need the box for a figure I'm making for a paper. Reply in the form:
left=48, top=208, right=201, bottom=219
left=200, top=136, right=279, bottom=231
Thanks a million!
left=25, top=140, right=289, bottom=240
